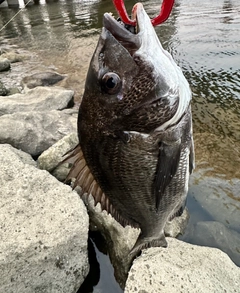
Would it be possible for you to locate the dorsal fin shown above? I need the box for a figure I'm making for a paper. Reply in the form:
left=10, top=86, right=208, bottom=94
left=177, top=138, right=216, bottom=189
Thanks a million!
left=62, top=145, right=138, bottom=228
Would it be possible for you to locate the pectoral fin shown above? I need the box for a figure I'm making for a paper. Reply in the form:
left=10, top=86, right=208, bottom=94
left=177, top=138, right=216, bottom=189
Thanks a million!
left=154, top=140, right=181, bottom=210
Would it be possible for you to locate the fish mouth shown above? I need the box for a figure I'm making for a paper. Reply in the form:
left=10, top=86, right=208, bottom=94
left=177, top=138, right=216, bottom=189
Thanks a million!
left=103, top=3, right=175, bottom=77
left=103, top=3, right=153, bottom=56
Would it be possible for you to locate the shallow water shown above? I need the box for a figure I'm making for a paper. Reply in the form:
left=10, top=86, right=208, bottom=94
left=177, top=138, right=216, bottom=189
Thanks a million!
left=1, top=0, right=240, bottom=291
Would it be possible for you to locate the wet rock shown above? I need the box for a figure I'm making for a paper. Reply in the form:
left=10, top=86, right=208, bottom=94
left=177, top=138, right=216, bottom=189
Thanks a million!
left=0, top=110, right=77, bottom=156
left=22, top=71, right=66, bottom=89
left=0, top=57, right=10, bottom=71
left=0, top=86, right=74, bottom=116
left=0, top=80, right=8, bottom=96
left=6, top=87, right=21, bottom=95
left=38, top=132, right=78, bottom=181
left=0, top=144, right=89, bottom=293
left=192, top=221, right=240, bottom=267
left=125, top=238, right=240, bottom=293
left=189, top=170, right=240, bottom=232
left=1, top=50, right=25, bottom=63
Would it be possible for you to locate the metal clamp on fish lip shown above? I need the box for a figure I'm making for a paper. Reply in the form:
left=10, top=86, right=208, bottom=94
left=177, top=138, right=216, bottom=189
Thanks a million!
left=112, top=0, right=175, bottom=26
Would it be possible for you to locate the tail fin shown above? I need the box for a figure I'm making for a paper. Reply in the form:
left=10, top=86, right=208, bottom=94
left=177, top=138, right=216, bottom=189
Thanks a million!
left=130, top=233, right=168, bottom=256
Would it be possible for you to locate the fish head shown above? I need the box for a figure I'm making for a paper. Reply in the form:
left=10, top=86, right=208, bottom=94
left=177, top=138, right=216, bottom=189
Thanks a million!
left=82, top=21, right=139, bottom=108
left=80, top=3, right=191, bottom=136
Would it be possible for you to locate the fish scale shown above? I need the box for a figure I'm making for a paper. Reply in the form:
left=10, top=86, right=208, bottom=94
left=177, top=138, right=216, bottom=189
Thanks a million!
left=96, top=135, right=156, bottom=220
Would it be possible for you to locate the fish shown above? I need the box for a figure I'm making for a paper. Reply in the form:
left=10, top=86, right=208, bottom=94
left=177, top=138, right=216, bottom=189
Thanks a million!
left=65, top=3, right=194, bottom=255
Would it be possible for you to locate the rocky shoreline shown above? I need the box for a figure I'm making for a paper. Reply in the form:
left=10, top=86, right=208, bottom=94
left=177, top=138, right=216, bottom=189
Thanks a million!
left=0, top=47, right=239, bottom=292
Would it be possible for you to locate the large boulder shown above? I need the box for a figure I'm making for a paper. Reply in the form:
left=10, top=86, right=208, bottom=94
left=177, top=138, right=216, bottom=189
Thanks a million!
left=0, top=109, right=77, bottom=156
left=0, top=86, right=74, bottom=116
left=125, top=238, right=240, bottom=293
left=0, top=144, right=89, bottom=293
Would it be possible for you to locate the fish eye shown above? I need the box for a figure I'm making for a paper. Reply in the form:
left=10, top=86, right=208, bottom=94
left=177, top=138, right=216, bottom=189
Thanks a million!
left=101, top=72, right=122, bottom=95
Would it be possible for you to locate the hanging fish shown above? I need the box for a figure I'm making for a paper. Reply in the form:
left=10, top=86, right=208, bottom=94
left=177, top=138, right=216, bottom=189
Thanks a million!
left=65, top=2, right=194, bottom=255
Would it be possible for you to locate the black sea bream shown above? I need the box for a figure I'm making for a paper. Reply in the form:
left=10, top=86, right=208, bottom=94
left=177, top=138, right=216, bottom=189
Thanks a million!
left=66, top=3, right=194, bottom=254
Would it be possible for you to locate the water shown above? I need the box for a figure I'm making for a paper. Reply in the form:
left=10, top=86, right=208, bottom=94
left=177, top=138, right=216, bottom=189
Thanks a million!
left=1, top=0, right=240, bottom=291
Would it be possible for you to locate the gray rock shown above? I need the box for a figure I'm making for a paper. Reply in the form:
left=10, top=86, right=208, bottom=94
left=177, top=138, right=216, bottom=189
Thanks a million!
left=0, top=80, right=8, bottom=96
left=192, top=221, right=240, bottom=267
left=0, top=86, right=74, bottom=116
left=22, top=71, right=65, bottom=89
left=0, top=110, right=77, bottom=156
left=6, top=87, right=21, bottom=95
left=125, top=238, right=240, bottom=293
left=38, top=132, right=78, bottom=181
left=0, top=144, right=89, bottom=293
left=1, top=50, right=25, bottom=63
left=0, top=143, right=37, bottom=167
left=189, top=170, right=240, bottom=232
left=0, top=56, right=10, bottom=71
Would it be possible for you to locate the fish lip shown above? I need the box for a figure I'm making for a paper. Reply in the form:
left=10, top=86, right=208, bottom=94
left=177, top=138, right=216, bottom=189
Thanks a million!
left=102, top=4, right=162, bottom=55
left=103, top=13, right=140, bottom=55
left=103, top=12, right=135, bottom=39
